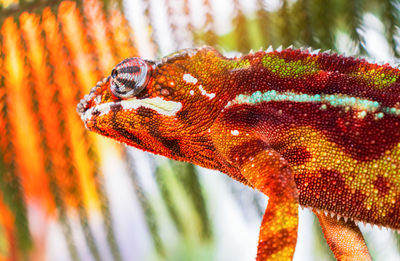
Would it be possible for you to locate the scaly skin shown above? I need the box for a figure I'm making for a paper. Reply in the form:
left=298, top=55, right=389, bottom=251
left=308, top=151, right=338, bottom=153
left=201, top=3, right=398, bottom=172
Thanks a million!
left=77, top=46, right=400, bottom=260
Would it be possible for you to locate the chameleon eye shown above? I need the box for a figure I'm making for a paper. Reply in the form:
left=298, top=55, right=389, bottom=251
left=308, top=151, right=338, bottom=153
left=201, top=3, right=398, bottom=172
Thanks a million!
left=110, top=58, right=153, bottom=98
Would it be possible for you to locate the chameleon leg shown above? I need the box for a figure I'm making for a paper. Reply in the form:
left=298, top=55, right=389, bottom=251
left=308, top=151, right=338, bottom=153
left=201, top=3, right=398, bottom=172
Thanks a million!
left=210, top=119, right=299, bottom=260
left=242, top=151, right=299, bottom=261
left=313, top=210, right=372, bottom=261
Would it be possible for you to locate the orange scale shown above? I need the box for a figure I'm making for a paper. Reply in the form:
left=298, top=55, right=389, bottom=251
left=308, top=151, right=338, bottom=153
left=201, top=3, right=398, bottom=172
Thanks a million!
left=158, top=76, right=166, bottom=83
left=165, top=69, right=174, bottom=75
left=168, top=80, right=176, bottom=87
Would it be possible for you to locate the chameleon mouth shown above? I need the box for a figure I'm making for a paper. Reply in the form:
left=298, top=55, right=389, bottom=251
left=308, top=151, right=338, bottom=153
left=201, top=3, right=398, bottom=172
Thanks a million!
left=78, top=96, right=182, bottom=123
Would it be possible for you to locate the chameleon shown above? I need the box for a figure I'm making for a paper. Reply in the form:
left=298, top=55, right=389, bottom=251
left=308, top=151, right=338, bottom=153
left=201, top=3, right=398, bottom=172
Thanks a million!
left=77, top=46, right=400, bottom=260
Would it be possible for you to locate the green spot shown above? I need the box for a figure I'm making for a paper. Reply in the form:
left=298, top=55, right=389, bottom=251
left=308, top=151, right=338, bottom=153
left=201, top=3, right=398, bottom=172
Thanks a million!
left=228, top=59, right=251, bottom=70
left=262, top=54, right=320, bottom=78
left=353, top=68, right=399, bottom=89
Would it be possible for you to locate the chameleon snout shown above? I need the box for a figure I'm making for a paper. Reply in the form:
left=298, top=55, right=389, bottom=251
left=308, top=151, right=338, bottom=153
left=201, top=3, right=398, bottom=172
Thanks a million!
left=76, top=95, right=89, bottom=114
left=76, top=76, right=113, bottom=122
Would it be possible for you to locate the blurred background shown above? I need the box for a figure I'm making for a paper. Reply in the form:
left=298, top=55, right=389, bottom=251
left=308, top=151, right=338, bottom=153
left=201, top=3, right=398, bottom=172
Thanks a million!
left=0, top=0, right=400, bottom=260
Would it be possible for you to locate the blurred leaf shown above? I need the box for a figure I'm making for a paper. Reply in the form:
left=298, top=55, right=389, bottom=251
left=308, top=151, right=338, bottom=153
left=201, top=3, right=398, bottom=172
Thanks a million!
left=170, top=162, right=212, bottom=240
left=292, top=0, right=313, bottom=46
left=312, top=215, right=336, bottom=261
left=277, top=0, right=292, bottom=47
left=124, top=149, right=166, bottom=258
left=342, top=0, right=365, bottom=54
left=309, top=0, right=336, bottom=50
left=382, top=0, right=400, bottom=56
left=255, top=0, right=272, bottom=46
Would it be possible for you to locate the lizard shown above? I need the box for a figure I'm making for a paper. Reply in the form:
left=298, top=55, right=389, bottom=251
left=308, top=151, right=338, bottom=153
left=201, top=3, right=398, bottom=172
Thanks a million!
left=77, top=46, right=400, bottom=260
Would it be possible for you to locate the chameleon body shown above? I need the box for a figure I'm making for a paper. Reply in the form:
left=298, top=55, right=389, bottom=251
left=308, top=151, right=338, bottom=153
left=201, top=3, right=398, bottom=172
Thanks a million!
left=77, top=46, right=400, bottom=260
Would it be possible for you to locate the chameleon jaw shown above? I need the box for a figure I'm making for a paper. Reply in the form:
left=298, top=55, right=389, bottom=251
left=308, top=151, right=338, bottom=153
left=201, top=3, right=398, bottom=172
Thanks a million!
left=78, top=96, right=183, bottom=124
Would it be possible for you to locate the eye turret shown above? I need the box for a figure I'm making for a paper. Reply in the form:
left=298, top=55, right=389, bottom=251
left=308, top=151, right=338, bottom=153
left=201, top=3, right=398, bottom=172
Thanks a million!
left=110, top=58, right=153, bottom=98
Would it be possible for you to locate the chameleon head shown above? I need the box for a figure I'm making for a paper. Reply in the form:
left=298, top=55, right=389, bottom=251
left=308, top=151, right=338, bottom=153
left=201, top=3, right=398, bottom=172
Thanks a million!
left=77, top=46, right=233, bottom=162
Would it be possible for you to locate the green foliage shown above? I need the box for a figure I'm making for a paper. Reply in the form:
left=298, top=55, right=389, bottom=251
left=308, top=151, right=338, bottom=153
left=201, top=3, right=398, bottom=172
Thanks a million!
left=155, top=160, right=212, bottom=242
left=190, top=0, right=400, bottom=56
left=124, top=149, right=166, bottom=258
left=382, top=0, right=400, bottom=57
left=170, top=161, right=212, bottom=240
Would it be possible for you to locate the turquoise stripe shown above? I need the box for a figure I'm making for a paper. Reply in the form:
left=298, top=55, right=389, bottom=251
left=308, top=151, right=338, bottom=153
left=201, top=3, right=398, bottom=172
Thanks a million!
left=226, top=90, right=400, bottom=117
